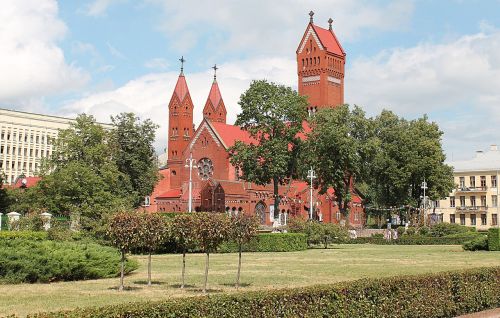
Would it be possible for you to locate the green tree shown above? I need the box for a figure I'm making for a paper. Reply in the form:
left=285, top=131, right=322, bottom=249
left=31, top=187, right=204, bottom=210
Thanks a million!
left=300, top=105, right=361, bottom=218
left=321, top=223, right=349, bottom=249
left=110, top=113, right=159, bottom=207
left=0, top=173, right=8, bottom=213
left=170, top=214, right=197, bottom=289
left=229, top=80, right=308, bottom=214
left=138, top=213, right=169, bottom=286
left=193, top=213, right=230, bottom=293
left=107, top=211, right=142, bottom=291
left=229, top=213, right=259, bottom=289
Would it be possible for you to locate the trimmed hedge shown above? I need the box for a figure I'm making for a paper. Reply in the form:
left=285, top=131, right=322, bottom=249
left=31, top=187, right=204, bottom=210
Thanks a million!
left=0, top=239, right=138, bottom=283
left=0, top=231, right=48, bottom=240
left=348, top=233, right=484, bottom=245
left=218, top=233, right=307, bottom=253
left=489, top=228, right=500, bottom=251
left=27, top=267, right=500, bottom=318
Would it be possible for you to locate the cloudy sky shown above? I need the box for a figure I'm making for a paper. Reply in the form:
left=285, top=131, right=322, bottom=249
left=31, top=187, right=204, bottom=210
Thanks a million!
left=1, top=0, right=500, bottom=161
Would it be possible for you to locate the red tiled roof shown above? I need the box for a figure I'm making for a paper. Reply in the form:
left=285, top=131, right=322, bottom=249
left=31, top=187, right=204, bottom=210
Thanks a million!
left=180, top=188, right=200, bottom=201
left=217, top=180, right=248, bottom=196
left=13, top=176, right=41, bottom=188
left=210, top=122, right=256, bottom=148
left=157, top=188, right=182, bottom=199
left=207, top=80, right=222, bottom=108
left=173, top=75, right=189, bottom=101
left=312, top=24, right=345, bottom=56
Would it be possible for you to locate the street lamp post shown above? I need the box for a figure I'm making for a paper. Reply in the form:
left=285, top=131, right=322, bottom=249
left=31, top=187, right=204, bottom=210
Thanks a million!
left=184, top=153, right=197, bottom=213
left=421, top=178, right=428, bottom=224
left=307, top=167, right=316, bottom=220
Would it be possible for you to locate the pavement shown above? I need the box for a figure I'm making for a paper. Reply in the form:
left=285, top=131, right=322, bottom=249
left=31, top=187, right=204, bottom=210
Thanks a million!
left=455, top=308, right=500, bottom=318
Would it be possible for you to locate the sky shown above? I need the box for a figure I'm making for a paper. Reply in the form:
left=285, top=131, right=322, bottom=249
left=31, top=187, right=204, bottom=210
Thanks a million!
left=1, top=0, right=500, bottom=161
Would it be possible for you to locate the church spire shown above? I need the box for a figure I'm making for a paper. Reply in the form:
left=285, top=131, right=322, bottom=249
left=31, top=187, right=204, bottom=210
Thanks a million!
left=179, top=56, right=185, bottom=75
left=203, top=65, right=226, bottom=123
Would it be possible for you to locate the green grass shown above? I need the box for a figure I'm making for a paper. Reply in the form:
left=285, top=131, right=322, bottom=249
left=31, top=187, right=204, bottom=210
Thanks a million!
left=1, top=245, right=499, bottom=317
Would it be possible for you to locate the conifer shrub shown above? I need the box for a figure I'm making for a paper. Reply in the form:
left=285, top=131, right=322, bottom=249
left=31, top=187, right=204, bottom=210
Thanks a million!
left=218, top=233, right=307, bottom=253
left=488, top=228, right=500, bottom=251
left=462, top=235, right=489, bottom=251
left=27, top=267, right=500, bottom=318
left=0, top=231, right=47, bottom=240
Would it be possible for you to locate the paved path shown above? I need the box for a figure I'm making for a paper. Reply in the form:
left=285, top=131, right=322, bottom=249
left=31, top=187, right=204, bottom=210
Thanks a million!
left=456, top=308, right=500, bottom=318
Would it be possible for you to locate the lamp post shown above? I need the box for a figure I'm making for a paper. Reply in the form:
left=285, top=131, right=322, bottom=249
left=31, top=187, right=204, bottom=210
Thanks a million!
left=307, top=167, right=316, bottom=220
left=184, top=152, right=197, bottom=213
left=421, top=178, right=428, bottom=224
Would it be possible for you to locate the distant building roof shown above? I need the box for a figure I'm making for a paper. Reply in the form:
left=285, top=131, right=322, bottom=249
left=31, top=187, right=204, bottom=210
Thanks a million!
left=12, top=176, right=41, bottom=188
left=449, top=145, right=500, bottom=172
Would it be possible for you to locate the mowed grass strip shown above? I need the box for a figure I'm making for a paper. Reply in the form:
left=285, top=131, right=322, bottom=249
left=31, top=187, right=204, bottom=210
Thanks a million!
left=1, top=245, right=499, bottom=317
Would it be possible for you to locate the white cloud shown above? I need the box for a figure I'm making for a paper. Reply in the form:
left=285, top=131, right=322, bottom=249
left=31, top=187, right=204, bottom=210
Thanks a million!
left=148, top=0, right=414, bottom=55
left=106, top=42, right=127, bottom=60
left=144, top=58, right=169, bottom=70
left=0, top=0, right=89, bottom=105
left=62, top=57, right=296, bottom=153
left=83, top=0, right=123, bottom=17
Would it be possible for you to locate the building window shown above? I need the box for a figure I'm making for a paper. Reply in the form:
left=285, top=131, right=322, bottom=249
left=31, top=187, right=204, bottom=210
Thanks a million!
left=433, top=200, right=440, bottom=208
left=492, top=195, right=498, bottom=207
left=470, top=196, right=476, bottom=207
left=144, top=196, right=150, bottom=207
left=481, top=196, right=486, bottom=207
left=470, top=176, right=476, bottom=188
left=449, top=214, right=455, bottom=224
left=470, top=214, right=476, bottom=226
left=492, top=214, right=498, bottom=226
left=450, top=196, right=455, bottom=207
left=460, top=196, right=465, bottom=207
left=481, top=214, right=487, bottom=226
left=491, top=175, right=497, bottom=188
left=460, top=214, right=466, bottom=225
left=336, top=211, right=341, bottom=220
left=480, top=176, right=486, bottom=187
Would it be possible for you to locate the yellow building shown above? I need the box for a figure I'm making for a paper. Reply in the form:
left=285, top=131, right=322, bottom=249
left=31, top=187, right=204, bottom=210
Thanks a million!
left=435, top=145, right=499, bottom=230
left=0, top=108, right=111, bottom=185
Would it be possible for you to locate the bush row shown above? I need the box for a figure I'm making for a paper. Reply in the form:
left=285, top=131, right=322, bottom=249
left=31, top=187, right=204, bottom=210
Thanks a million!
left=348, top=233, right=484, bottom=245
left=489, top=228, right=500, bottom=251
left=27, top=267, right=500, bottom=318
left=0, top=239, right=138, bottom=284
left=218, top=233, right=307, bottom=253
left=0, top=231, right=48, bottom=240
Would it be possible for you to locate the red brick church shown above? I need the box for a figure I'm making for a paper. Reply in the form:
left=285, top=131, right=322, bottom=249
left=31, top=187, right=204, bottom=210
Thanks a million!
left=145, top=12, right=365, bottom=228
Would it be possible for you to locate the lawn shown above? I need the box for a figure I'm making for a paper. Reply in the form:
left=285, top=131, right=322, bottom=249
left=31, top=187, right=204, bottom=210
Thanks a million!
left=1, top=244, right=499, bottom=317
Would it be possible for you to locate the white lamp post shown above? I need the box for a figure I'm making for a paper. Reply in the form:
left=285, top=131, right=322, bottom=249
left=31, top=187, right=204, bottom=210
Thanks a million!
left=307, top=167, right=316, bottom=220
left=421, top=178, right=428, bottom=224
left=184, top=152, right=197, bottom=213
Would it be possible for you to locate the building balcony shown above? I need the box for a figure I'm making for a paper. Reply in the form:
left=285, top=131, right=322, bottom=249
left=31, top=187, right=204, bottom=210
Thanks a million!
left=456, top=205, right=488, bottom=212
left=455, top=186, right=488, bottom=193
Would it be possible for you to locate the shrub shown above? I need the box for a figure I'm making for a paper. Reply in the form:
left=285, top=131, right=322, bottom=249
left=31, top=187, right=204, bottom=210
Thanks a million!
left=462, top=235, right=489, bottom=251
left=419, top=226, right=430, bottom=236
left=406, top=227, right=416, bottom=235
left=371, top=233, right=384, bottom=238
left=0, top=239, right=138, bottom=284
left=396, top=226, right=405, bottom=237
left=0, top=231, right=47, bottom=240
left=488, top=228, right=500, bottom=251
left=219, top=233, right=307, bottom=253
left=348, top=233, right=484, bottom=245
left=28, top=267, right=500, bottom=318
left=429, top=223, right=475, bottom=237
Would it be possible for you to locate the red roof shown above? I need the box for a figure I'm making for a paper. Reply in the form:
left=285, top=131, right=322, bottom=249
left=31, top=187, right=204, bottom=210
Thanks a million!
left=311, top=24, right=345, bottom=56
left=173, top=74, right=189, bottom=101
left=12, top=176, right=41, bottom=188
left=180, top=188, right=200, bottom=200
left=210, top=122, right=256, bottom=148
left=207, top=80, right=222, bottom=108
left=156, top=188, right=182, bottom=199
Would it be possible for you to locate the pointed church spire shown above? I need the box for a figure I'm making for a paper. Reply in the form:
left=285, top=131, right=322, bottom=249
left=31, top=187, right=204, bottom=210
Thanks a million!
left=203, top=68, right=226, bottom=123
left=309, top=11, right=314, bottom=23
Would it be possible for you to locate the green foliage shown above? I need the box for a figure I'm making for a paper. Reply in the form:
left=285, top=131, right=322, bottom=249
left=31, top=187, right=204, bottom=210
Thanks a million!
left=488, top=228, right=500, bottom=251
left=193, top=212, right=230, bottom=253
left=0, top=173, right=8, bottom=213
left=0, top=239, right=138, bottom=284
left=287, top=218, right=348, bottom=248
left=406, top=227, right=416, bottom=235
left=107, top=212, right=142, bottom=253
left=0, top=231, right=47, bottom=240
left=348, top=233, right=484, bottom=245
left=229, top=80, right=308, bottom=213
left=169, top=214, right=197, bottom=252
left=419, top=226, right=430, bottom=235
left=219, top=233, right=308, bottom=253
left=462, top=235, right=489, bottom=251
left=14, top=213, right=45, bottom=231
left=28, top=267, right=500, bottom=318
left=396, top=226, right=406, bottom=237
left=229, top=214, right=259, bottom=247
left=428, top=223, right=475, bottom=237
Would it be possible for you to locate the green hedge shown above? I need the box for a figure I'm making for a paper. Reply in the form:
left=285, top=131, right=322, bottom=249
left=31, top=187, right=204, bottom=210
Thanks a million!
left=348, top=233, right=484, bottom=245
left=0, top=239, right=138, bottom=283
left=489, top=228, right=500, bottom=251
left=27, top=267, right=500, bottom=318
left=0, top=231, right=48, bottom=240
left=218, top=233, right=307, bottom=253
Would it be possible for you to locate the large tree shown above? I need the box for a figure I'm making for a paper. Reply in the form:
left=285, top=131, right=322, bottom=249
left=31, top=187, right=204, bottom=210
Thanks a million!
left=229, top=80, right=308, bottom=214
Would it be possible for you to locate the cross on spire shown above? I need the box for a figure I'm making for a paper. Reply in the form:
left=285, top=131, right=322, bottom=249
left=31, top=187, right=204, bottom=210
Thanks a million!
left=309, top=11, right=314, bottom=23
left=212, top=64, right=218, bottom=81
left=179, top=56, right=186, bottom=75
left=328, top=18, right=333, bottom=30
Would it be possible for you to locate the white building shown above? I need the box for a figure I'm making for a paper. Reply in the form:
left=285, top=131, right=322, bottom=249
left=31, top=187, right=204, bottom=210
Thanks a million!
left=0, top=108, right=111, bottom=185
left=435, top=145, right=500, bottom=230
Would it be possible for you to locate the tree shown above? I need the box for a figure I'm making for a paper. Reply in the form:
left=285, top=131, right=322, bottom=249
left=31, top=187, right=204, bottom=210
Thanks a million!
left=193, top=212, right=230, bottom=293
left=0, top=173, right=9, bottom=213
left=321, top=223, right=348, bottom=249
left=229, top=213, right=259, bottom=289
left=110, top=113, right=159, bottom=207
left=170, top=214, right=197, bottom=289
left=229, top=80, right=308, bottom=214
left=299, top=105, right=361, bottom=218
left=138, top=213, right=169, bottom=286
left=107, top=212, right=142, bottom=291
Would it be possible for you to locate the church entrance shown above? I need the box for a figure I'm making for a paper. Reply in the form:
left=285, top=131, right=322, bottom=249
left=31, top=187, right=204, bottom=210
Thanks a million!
left=255, top=201, right=266, bottom=224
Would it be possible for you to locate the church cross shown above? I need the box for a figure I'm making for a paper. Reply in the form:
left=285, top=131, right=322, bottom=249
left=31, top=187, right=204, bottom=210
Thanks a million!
left=309, top=11, right=314, bottom=23
left=179, top=56, right=186, bottom=74
left=212, top=64, right=218, bottom=80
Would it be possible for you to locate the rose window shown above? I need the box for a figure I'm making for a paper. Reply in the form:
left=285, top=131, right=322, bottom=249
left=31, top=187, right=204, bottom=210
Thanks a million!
left=197, top=158, right=214, bottom=180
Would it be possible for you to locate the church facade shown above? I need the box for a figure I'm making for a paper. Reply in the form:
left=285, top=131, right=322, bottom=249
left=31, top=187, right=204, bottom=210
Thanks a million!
left=146, top=12, right=365, bottom=228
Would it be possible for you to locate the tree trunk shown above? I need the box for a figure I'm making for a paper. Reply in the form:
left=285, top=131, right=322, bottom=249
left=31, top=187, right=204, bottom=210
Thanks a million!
left=181, top=249, right=186, bottom=289
left=203, top=252, right=210, bottom=294
left=119, top=250, right=125, bottom=291
left=324, top=238, right=328, bottom=249
left=273, top=177, right=280, bottom=218
left=236, top=244, right=242, bottom=289
left=147, top=252, right=152, bottom=286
